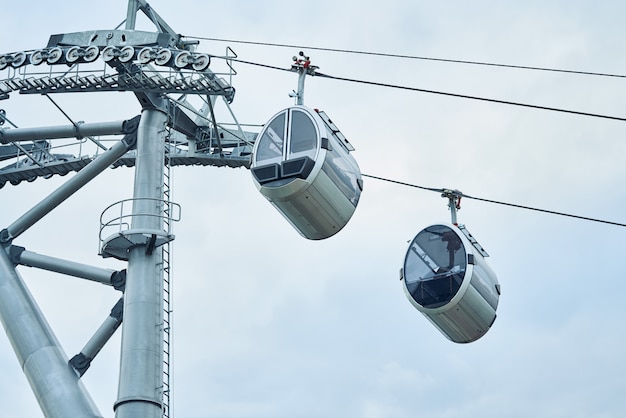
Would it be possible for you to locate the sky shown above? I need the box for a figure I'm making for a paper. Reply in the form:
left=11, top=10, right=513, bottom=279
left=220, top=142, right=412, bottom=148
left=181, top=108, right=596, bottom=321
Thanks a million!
left=1, top=1, right=626, bottom=417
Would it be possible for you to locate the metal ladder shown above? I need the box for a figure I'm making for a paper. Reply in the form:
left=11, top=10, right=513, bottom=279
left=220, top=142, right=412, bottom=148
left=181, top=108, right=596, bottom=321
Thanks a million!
left=161, top=132, right=173, bottom=418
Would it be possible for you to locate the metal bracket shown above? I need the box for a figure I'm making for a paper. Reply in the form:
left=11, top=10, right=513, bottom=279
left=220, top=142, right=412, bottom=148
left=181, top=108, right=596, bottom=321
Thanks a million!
left=0, top=229, right=11, bottom=246
left=122, top=115, right=141, bottom=135
left=7, top=245, right=25, bottom=264
left=110, top=298, right=124, bottom=322
left=68, top=353, right=91, bottom=377
left=133, top=89, right=169, bottom=113
left=111, top=269, right=127, bottom=292
left=145, top=234, right=157, bottom=255
left=442, top=189, right=463, bottom=225
left=121, top=130, right=138, bottom=151
left=119, top=115, right=141, bottom=150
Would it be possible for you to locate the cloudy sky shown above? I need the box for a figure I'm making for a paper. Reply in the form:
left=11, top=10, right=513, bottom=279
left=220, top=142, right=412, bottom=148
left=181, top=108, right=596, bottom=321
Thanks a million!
left=1, top=1, right=626, bottom=417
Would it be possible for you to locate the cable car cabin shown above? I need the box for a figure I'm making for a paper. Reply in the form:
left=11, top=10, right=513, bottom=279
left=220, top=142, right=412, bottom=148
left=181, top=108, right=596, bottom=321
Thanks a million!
left=251, top=106, right=363, bottom=240
left=400, top=223, right=501, bottom=343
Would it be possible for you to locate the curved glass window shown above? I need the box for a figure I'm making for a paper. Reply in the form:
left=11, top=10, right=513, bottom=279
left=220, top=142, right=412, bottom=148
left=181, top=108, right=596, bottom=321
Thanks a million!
left=289, top=110, right=317, bottom=157
left=321, top=145, right=361, bottom=206
left=403, top=225, right=467, bottom=308
left=254, top=112, right=286, bottom=164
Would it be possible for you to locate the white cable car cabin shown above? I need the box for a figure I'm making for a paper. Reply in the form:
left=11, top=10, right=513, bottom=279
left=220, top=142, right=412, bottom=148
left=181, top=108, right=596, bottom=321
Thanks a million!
left=251, top=106, right=363, bottom=240
left=400, top=223, right=501, bottom=343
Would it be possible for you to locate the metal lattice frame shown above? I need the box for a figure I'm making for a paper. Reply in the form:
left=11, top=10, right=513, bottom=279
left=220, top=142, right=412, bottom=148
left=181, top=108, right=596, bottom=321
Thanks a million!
left=0, top=1, right=257, bottom=417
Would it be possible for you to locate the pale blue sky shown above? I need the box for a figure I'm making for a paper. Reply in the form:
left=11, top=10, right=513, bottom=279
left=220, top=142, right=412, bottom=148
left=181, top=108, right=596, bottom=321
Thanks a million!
left=1, top=1, right=625, bottom=417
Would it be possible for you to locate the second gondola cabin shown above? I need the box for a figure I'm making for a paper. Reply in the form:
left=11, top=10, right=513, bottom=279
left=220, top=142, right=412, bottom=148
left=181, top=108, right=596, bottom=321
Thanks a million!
left=251, top=106, right=363, bottom=240
left=400, top=223, right=501, bottom=343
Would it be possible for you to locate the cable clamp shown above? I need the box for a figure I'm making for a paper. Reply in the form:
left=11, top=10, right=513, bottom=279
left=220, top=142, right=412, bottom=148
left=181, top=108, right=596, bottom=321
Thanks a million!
left=441, top=189, right=462, bottom=210
left=291, top=51, right=319, bottom=75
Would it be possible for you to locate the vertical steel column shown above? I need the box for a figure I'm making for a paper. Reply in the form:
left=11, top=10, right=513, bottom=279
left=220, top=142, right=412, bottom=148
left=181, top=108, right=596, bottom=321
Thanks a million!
left=114, top=107, right=167, bottom=418
left=125, top=0, right=138, bottom=30
left=0, top=248, right=102, bottom=418
left=296, top=67, right=306, bottom=106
